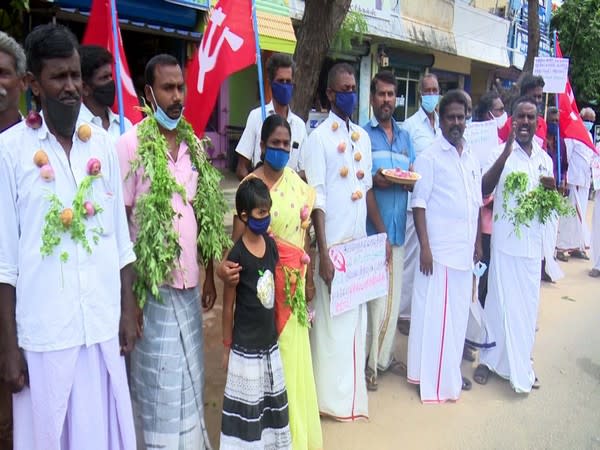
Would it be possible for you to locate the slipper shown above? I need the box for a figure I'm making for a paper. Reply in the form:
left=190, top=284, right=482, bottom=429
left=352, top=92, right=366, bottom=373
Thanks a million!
left=462, top=377, right=472, bottom=391
left=365, top=368, right=378, bottom=391
left=388, top=360, right=407, bottom=377
left=556, top=251, right=569, bottom=262
left=473, top=364, right=490, bottom=385
left=570, top=250, right=589, bottom=260
left=532, top=377, right=540, bottom=390
left=589, top=268, right=600, bottom=278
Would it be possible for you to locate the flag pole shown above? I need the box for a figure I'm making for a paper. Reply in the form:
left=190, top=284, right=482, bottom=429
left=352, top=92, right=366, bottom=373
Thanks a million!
left=110, top=0, right=126, bottom=134
left=251, top=0, right=266, bottom=121
left=553, top=30, right=561, bottom=186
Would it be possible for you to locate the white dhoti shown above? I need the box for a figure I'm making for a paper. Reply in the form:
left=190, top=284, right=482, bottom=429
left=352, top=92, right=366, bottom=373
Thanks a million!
left=367, top=246, right=405, bottom=376
left=557, top=184, right=591, bottom=251
left=13, top=337, right=136, bottom=450
left=479, top=250, right=541, bottom=393
left=399, top=211, right=417, bottom=319
left=543, top=214, right=564, bottom=281
left=407, top=262, right=472, bottom=403
left=310, top=256, right=368, bottom=421
left=592, top=194, right=600, bottom=270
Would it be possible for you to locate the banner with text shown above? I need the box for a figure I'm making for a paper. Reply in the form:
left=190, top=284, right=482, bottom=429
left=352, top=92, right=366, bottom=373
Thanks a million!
left=533, top=56, right=569, bottom=93
left=592, top=156, right=600, bottom=191
left=329, top=233, right=389, bottom=317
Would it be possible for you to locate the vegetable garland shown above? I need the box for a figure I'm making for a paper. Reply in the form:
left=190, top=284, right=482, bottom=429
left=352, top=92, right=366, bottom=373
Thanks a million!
left=129, top=105, right=231, bottom=307
left=499, top=171, right=575, bottom=237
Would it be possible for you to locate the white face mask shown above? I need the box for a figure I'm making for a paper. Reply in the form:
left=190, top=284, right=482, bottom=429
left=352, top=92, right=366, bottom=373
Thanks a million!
left=494, top=111, right=508, bottom=129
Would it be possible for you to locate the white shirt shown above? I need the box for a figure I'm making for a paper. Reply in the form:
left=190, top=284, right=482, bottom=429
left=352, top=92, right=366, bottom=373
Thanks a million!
left=411, top=136, right=482, bottom=270
left=0, top=117, right=136, bottom=352
left=304, top=111, right=373, bottom=247
left=565, top=137, right=593, bottom=187
left=79, top=103, right=132, bottom=145
left=235, top=101, right=306, bottom=171
left=401, top=107, right=440, bottom=156
left=485, top=141, right=554, bottom=259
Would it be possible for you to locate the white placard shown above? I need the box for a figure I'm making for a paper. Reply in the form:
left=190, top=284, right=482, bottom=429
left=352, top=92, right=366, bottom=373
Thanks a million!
left=464, top=120, right=499, bottom=169
left=592, top=156, right=600, bottom=191
left=328, top=233, right=389, bottom=317
left=533, top=57, right=570, bottom=94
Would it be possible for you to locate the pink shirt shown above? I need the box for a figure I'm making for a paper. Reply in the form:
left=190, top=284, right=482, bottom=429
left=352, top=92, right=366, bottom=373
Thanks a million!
left=116, top=122, right=199, bottom=289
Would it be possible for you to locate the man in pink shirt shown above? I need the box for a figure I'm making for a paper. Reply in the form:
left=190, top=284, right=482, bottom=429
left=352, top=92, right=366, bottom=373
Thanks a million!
left=116, top=54, right=220, bottom=450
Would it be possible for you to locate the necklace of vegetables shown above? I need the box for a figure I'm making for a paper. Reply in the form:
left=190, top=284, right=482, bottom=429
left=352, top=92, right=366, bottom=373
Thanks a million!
left=130, top=106, right=232, bottom=307
left=500, top=171, right=574, bottom=237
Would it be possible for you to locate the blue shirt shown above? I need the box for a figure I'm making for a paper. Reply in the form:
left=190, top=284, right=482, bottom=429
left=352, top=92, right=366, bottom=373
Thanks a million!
left=363, top=118, right=415, bottom=246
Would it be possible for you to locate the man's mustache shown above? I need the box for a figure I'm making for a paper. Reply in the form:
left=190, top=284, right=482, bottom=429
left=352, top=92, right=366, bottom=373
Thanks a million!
left=167, top=103, right=183, bottom=113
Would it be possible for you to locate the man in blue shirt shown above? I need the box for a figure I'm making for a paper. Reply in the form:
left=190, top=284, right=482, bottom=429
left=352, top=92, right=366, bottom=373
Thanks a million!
left=364, top=70, right=415, bottom=391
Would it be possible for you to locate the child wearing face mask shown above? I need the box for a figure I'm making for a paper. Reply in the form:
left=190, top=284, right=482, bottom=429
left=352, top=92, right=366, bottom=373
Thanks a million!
left=220, top=177, right=292, bottom=450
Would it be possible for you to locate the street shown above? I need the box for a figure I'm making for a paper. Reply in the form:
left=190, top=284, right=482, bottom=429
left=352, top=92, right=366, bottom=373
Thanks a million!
left=201, top=179, right=600, bottom=449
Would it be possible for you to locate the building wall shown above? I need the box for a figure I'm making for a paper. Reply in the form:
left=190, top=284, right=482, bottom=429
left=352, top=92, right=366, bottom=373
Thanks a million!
left=228, top=67, right=259, bottom=127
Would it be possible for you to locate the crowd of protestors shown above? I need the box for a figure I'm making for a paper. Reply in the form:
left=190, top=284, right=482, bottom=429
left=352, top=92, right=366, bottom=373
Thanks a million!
left=0, top=22, right=598, bottom=450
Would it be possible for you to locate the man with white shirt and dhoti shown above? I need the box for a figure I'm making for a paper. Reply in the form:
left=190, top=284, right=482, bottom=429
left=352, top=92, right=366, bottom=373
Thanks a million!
left=556, top=107, right=596, bottom=262
left=304, top=62, right=372, bottom=421
left=398, top=73, right=441, bottom=335
left=474, top=96, right=555, bottom=393
left=406, top=90, right=482, bottom=403
left=0, top=24, right=138, bottom=449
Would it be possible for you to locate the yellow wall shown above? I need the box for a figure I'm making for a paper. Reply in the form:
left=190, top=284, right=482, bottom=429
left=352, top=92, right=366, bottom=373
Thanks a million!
left=432, top=51, right=471, bottom=75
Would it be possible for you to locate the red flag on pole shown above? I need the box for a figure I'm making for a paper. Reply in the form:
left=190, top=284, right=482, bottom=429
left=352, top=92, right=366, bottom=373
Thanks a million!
left=82, top=0, right=142, bottom=124
left=555, top=40, right=597, bottom=154
left=184, top=0, right=257, bottom=136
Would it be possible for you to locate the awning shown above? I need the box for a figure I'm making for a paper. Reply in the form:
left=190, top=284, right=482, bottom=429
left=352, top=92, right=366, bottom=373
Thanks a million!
left=163, top=0, right=209, bottom=11
left=256, top=10, right=296, bottom=54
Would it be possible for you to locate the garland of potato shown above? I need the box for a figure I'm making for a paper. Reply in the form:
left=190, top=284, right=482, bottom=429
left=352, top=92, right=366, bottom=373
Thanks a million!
left=129, top=105, right=232, bottom=307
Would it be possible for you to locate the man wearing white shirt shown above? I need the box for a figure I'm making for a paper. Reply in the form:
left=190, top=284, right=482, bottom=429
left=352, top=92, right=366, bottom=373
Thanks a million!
left=0, top=24, right=138, bottom=449
left=304, top=63, right=372, bottom=421
left=79, top=45, right=132, bottom=144
left=474, top=96, right=555, bottom=393
left=235, top=53, right=306, bottom=179
left=398, top=73, right=440, bottom=334
left=556, top=107, right=596, bottom=261
left=407, top=90, right=482, bottom=403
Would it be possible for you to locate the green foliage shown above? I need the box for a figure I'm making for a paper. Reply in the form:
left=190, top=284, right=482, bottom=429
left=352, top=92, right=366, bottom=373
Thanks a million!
left=551, top=0, right=600, bottom=102
left=40, top=176, right=103, bottom=259
left=283, top=267, right=310, bottom=328
left=131, top=106, right=231, bottom=307
left=501, top=171, right=575, bottom=237
left=331, top=11, right=368, bottom=53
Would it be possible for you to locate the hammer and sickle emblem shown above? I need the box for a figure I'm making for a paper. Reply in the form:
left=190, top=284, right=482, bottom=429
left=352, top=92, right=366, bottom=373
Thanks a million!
left=197, top=7, right=244, bottom=93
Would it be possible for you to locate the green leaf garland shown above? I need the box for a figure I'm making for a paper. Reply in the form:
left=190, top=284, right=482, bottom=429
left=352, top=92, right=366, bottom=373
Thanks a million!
left=130, top=106, right=231, bottom=307
left=283, top=267, right=310, bottom=328
left=501, top=171, right=575, bottom=237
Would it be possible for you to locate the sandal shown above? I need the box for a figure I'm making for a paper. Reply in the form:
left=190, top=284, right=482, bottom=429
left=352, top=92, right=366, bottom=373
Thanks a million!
left=532, top=377, right=540, bottom=390
left=556, top=251, right=569, bottom=262
left=473, top=364, right=490, bottom=385
left=388, top=359, right=407, bottom=377
left=462, top=377, right=472, bottom=391
left=571, top=250, right=590, bottom=260
left=365, top=368, right=378, bottom=391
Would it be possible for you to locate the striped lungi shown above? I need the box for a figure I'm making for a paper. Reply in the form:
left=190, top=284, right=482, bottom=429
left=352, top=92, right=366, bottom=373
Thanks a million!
left=130, top=286, right=211, bottom=450
left=221, top=343, right=291, bottom=450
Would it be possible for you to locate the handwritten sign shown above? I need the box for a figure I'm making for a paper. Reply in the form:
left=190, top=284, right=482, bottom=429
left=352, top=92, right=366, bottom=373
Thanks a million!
left=329, top=233, right=389, bottom=317
left=464, top=120, right=499, bottom=169
left=592, top=156, right=600, bottom=191
left=533, top=57, right=569, bottom=93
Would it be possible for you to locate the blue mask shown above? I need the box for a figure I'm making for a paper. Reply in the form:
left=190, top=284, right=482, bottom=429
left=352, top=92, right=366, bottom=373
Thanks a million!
left=247, top=215, right=271, bottom=235
left=149, top=87, right=183, bottom=131
left=271, top=82, right=294, bottom=106
left=334, top=91, right=357, bottom=118
left=421, top=94, right=439, bottom=114
left=583, top=120, right=594, bottom=132
left=547, top=122, right=558, bottom=136
left=264, top=146, right=290, bottom=171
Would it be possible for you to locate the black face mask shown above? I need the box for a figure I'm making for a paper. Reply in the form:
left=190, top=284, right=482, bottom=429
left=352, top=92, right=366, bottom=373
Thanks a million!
left=92, top=80, right=116, bottom=108
left=44, top=96, right=81, bottom=138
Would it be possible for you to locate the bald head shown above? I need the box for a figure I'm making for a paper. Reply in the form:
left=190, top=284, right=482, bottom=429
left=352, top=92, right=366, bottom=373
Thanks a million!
left=581, top=107, right=596, bottom=122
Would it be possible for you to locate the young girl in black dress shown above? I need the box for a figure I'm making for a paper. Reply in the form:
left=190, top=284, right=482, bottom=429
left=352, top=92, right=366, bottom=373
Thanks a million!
left=220, top=177, right=291, bottom=449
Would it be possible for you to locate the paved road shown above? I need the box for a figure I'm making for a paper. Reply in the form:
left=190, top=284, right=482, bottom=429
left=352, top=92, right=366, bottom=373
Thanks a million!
left=202, top=176, right=600, bottom=449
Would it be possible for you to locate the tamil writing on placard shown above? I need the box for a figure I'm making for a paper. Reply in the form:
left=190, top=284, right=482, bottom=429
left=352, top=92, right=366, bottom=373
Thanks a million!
left=533, top=57, right=570, bottom=94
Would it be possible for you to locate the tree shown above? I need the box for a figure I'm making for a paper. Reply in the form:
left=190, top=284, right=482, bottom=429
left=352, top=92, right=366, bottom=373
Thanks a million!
left=0, top=0, right=29, bottom=41
left=523, top=0, right=540, bottom=73
left=292, top=0, right=352, bottom=120
left=552, top=0, right=600, bottom=103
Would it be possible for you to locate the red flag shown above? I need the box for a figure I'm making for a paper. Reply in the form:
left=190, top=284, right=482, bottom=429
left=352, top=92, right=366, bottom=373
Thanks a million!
left=555, top=40, right=597, bottom=154
left=184, top=0, right=257, bottom=136
left=82, top=0, right=142, bottom=124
